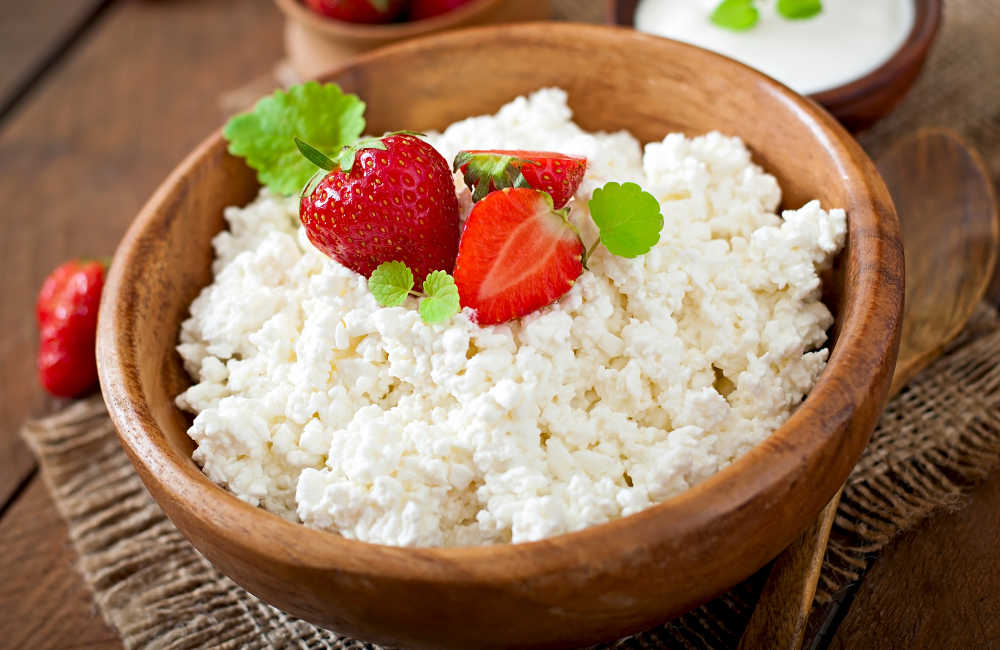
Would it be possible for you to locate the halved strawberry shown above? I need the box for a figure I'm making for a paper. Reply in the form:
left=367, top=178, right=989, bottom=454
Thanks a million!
left=454, top=150, right=587, bottom=208
left=453, top=188, right=584, bottom=325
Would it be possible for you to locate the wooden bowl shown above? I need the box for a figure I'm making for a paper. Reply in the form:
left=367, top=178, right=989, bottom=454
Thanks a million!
left=608, top=0, right=942, bottom=132
left=275, top=0, right=551, bottom=80
left=97, top=23, right=903, bottom=650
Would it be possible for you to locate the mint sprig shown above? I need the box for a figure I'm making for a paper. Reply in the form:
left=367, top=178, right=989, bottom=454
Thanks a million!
left=418, top=271, right=461, bottom=324
left=711, top=0, right=822, bottom=30
left=777, top=0, right=822, bottom=20
left=368, top=261, right=413, bottom=307
left=223, top=82, right=365, bottom=196
left=368, top=262, right=460, bottom=324
left=584, top=182, right=663, bottom=265
left=710, top=0, right=759, bottom=31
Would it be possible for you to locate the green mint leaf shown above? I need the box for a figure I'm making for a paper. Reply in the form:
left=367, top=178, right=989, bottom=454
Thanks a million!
left=588, top=182, right=664, bottom=258
left=295, top=138, right=336, bottom=171
left=776, top=0, right=821, bottom=19
left=368, top=261, right=414, bottom=307
left=418, top=271, right=460, bottom=324
left=710, top=0, right=759, bottom=31
left=223, top=82, right=365, bottom=195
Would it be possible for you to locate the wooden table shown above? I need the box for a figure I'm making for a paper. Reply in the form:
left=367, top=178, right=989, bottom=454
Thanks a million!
left=0, top=2, right=997, bottom=648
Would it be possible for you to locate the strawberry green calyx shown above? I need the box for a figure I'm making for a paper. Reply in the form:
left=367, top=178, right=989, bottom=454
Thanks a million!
left=368, top=0, right=392, bottom=9
left=297, top=130, right=425, bottom=175
left=295, top=137, right=337, bottom=170
left=454, top=151, right=536, bottom=202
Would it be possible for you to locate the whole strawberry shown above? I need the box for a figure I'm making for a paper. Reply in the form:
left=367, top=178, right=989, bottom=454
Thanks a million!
left=454, top=149, right=587, bottom=208
left=36, top=259, right=105, bottom=397
left=298, top=133, right=460, bottom=288
left=410, top=0, right=478, bottom=20
left=304, top=0, right=406, bottom=23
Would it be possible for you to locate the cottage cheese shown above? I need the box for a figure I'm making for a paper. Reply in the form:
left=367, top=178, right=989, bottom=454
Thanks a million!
left=176, top=88, right=846, bottom=547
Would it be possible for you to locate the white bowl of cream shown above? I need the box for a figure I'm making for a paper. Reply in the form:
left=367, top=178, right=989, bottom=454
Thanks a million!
left=633, top=0, right=915, bottom=95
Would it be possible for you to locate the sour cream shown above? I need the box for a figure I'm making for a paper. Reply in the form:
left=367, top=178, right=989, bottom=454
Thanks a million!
left=634, top=0, right=915, bottom=95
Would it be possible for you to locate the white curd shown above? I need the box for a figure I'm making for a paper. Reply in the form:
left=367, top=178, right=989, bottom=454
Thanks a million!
left=176, top=89, right=847, bottom=547
left=634, top=0, right=915, bottom=95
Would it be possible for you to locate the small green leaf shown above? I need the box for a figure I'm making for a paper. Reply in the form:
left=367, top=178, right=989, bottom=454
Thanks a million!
left=777, top=0, right=821, bottom=19
left=223, top=82, right=365, bottom=195
left=588, top=182, right=664, bottom=259
left=368, top=0, right=391, bottom=11
left=418, top=271, right=460, bottom=324
left=710, top=0, right=759, bottom=31
left=295, top=138, right=336, bottom=171
left=368, top=261, right=414, bottom=307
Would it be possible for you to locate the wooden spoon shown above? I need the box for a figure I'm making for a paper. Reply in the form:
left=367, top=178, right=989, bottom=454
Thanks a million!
left=739, top=128, right=1000, bottom=650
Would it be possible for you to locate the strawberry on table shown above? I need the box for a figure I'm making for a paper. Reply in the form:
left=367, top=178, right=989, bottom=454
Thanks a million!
left=454, top=149, right=587, bottom=208
left=453, top=188, right=584, bottom=325
left=409, top=0, right=478, bottom=20
left=36, top=259, right=105, bottom=398
left=304, top=0, right=406, bottom=23
left=297, top=133, right=461, bottom=288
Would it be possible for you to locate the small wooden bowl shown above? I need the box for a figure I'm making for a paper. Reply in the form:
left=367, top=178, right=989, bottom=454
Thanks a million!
left=609, top=0, right=942, bottom=132
left=275, top=0, right=551, bottom=80
left=97, top=23, right=903, bottom=650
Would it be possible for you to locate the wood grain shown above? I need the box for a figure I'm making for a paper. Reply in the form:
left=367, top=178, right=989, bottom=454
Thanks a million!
left=0, top=479, right=121, bottom=650
left=0, top=0, right=109, bottom=116
left=97, top=23, right=902, bottom=649
left=0, top=0, right=283, bottom=647
left=0, top=0, right=112, bottom=514
left=0, top=0, right=284, bottom=504
left=738, top=487, right=843, bottom=650
left=830, top=469, right=1000, bottom=649
left=606, top=0, right=942, bottom=132
left=741, top=128, right=999, bottom=650
left=882, top=129, right=999, bottom=395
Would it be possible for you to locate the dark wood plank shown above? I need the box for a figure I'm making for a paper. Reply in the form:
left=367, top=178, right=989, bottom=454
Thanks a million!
left=0, top=0, right=283, bottom=645
left=0, top=0, right=110, bottom=117
left=830, top=470, right=1000, bottom=650
left=0, top=478, right=121, bottom=650
left=0, top=0, right=284, bottom=510
left=0, top=0, right=112, bottom=511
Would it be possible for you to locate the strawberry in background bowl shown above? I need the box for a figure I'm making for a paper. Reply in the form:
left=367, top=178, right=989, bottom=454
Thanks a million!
left=274, top=0, right=550, bottom=79
left=303, top=0, right=408, bottom=24
left=303, top=0, right=479, bottom=23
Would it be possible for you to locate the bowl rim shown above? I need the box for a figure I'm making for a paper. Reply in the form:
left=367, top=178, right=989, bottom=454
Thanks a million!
left=809, top=0, right=942, bottom=105
left=274, top=0, right=503, bottom=38
left=607, top=0, right=942, bottom=102
left=98, top=22, right=902, bottom=588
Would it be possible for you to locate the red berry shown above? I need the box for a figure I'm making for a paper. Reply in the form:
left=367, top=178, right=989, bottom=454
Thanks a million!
left=409, top=0, right=478, bottom=20
left=455, top=149, right=588, bottom=208
left=303, top=0, right=405, bottom=23
left=300, top=134, right=461, bottom=288
left=36, top=260, right=105, bottom=398
left=453, top=188, right=584, bottom=325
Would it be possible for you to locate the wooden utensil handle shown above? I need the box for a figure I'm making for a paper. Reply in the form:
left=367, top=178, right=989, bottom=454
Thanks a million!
left=737, top=488, right=842, bottom=650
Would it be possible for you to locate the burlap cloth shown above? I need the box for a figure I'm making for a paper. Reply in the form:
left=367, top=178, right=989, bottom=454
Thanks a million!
left=21, top=1, right=1000, bottom=648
